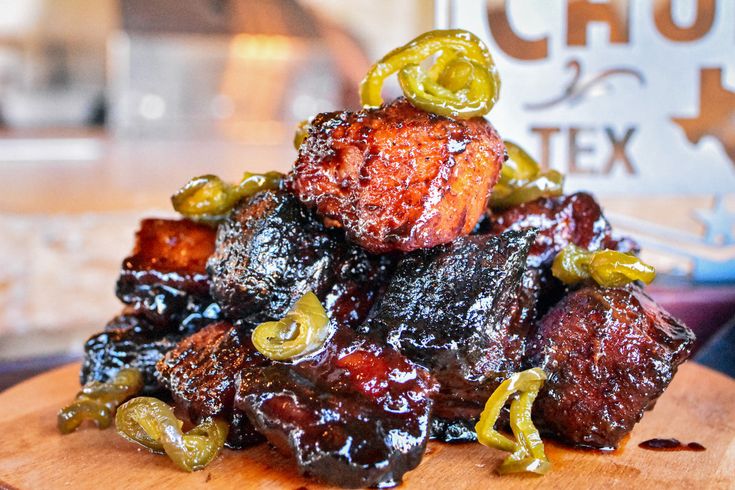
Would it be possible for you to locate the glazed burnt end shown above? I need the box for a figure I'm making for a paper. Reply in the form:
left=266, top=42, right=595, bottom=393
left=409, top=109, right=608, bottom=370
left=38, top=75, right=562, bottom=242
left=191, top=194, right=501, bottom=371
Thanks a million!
left=81, top=314, right=184, bottom=393
left=482, top=192, right=636, bottom=269
left=481, top=192, right=641, bottom=324
left=290, top=98, right=505, bottom=253
left=360, top=230, right=535, bottom=439
left=207, top=190, right=394, bottom=327
left=155, top=322, right=268, bottom=448
left=361, top=230, right=535, bottom=381
left=115, top=218, right=219, bottom=329
left=235, top=326, right=438, bottom=488
left=526, top=285, right=695, bottom=449
left=82, top=219, right=221, bottom=392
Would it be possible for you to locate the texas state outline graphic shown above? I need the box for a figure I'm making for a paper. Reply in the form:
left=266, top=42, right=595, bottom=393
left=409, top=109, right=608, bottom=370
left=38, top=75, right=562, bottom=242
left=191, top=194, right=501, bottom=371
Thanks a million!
left=672, top=67, right=735, bottom=169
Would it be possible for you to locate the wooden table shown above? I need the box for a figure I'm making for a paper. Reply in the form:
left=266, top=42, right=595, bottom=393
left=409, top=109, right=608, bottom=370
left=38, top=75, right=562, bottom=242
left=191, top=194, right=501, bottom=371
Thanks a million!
left=0, top=362, right=733, bottom=489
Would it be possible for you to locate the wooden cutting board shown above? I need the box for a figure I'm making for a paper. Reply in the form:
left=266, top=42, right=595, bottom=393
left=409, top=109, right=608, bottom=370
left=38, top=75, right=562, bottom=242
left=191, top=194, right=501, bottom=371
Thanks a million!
left=0, top=362, right=733, bottom=490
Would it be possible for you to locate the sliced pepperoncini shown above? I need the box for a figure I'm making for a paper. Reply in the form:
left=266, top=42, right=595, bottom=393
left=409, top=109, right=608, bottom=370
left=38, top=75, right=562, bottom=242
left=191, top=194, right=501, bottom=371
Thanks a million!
left=360, top=29, right=500, bottom=119
left=115, top=396, right=229, bottom=472
left=251, top=291, right=331, bottom=361
left=490, top=141, right=564, bottom=208
left=293, top=119, right=312, bottom=150
left=57, top=368, right=143, bottom=434
left=171, top=171, right=283, bottom=221
left=552, top=245, right=656, bottom=287
left=475, top=368, right=550, bottom=475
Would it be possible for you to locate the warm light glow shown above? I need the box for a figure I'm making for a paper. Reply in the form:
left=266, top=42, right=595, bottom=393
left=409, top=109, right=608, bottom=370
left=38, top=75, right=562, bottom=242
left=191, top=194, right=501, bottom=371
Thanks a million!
left=229, top=34, right=294, bottom=61
left=218, top=34, right=306, bottom=142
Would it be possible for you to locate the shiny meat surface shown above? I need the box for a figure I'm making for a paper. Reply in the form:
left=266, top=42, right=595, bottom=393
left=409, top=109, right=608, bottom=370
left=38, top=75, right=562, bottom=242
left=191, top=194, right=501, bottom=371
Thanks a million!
left=156, top=322, right=268, bottom=448
left=361, top=230, right=534, bottom=382
left=117, top=219, right=216, bottom=301
left=323, top=248, right=395, bottom=329
left=290, top=98, right=506, bottom=253
left=483, top=192, right=637, bottom=269
left=235, top=326, right=438, bottom=488
left=527, top=285, right=695, bottom=449
left=360, top=230, right=534, bottom=440
left=482, top=192, right=640, bottom=323
left=81, top=314, right=184, bottom=393
left=82, top=219, right=220, bottom=392
left=208, top=190, right=393, bottom=326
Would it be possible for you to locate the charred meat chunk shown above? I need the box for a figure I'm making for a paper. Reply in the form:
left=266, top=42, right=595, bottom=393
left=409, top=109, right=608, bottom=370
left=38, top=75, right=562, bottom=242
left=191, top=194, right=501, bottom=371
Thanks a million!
left=116, top=219, right=218, bottom=327
left=208, top=190, right=393, bottom=325
left=526, top=285, right=695, bottom=449
left=156, top=322, right=268, bottom=449
left=323, top=249, right=395, bottom=329
left=290, top=98, right=506, bottom=253
left=83, top=219, right=220, bottom=392
left=430, top=417, right=478, bottom=444
left=208, top=190, right=343, bottom=322
left=81, top=314, right=184, bottom=393
left=360, top=230, right=534, bottom=439
left=483, top=192, right=637, bottom=269
left=482, top=192, right=639, bottom=322
left=235, top=326, right=438, bottom=488
left=117, top=218, right=215, bottom=300
left=361, top=230, right=534, bottom=382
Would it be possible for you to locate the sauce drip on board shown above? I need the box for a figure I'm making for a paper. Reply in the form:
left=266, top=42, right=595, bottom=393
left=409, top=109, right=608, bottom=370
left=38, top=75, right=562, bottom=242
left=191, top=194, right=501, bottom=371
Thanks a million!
left=638, top=438, right=706, bottom=452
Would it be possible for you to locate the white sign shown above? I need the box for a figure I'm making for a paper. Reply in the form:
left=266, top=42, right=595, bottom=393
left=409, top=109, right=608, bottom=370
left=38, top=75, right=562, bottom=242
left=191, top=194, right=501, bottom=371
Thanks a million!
left=439, top=0, right=735, bottom=196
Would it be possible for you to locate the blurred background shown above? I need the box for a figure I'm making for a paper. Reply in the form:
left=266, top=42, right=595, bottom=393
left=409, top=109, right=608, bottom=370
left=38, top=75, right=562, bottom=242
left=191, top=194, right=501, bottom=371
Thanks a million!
left=0, top=0, right=733, bottom=389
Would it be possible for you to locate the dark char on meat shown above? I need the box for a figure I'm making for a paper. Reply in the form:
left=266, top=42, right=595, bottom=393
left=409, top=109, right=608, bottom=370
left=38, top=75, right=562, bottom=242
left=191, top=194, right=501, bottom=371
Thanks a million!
left=235, top=325, right=438, bottom=488
left=359, top=230, right=536, bottom=441
left=207, top=190, right=394, bottom=327
left=527, top=284, right=695, bottom=449
left=156, top=321, right=268, bottom=448
left=82, top=314, right=184, bottom=393
left=116, top=218, right=217, bottom=313
left=81, top=219, right=221, bottom=391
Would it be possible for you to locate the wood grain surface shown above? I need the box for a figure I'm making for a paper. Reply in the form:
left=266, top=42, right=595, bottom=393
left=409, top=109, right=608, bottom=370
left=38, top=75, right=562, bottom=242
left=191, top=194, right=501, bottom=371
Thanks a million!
left=0, top=362, right=733, bottom=489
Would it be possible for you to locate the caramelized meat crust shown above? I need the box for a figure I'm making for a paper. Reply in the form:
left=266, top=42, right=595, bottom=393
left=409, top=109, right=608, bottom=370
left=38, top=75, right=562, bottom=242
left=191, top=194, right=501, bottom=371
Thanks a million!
left=527, top=285, right=695, bottom=449
left=290, top=98, right=505, bottom=253
left=81, top=314, right=184, bottom=392
left=483, top=192, right=637, bottom=269
left=235, top=326, right=438, bottom=488
left=83, top=219, right=220, bottom=392
left=156, top=322, right=268, bottom=448
left=482, top=192, right=640, bottom=323
left=361, top=230, right=534, bottom=383
left=323, top=248, right=395, bottom=329
left=117, top=219, right=216, bottom=301
left=360, top=230, right=534, bottom=441
left=208, top=190, right=394, bottom=326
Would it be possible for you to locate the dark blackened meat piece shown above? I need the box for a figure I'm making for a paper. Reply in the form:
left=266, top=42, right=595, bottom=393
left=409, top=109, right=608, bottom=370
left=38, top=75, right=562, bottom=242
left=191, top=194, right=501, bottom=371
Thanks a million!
left=483, top=192, right=640, bottom=323
left=483, top=192, right=638, bottom=269
left=208, top=190, right=393, bottom=326
left=430, top=418, right=479, bottom=444
left=290, top=98, right=505, bottom=253
left=83, top=220, right=221, bottom=393
left=208, top=191, right=344, bottom=322
left=117, top=218, right=215, bottom=300
left=361, top=230, right=534, bottom=381
left=324, top=249, right=396, bottom=329
left=360, top=231, right=534, bottom=441
left=116, top=219, right=219, bottom=329
left=81, top=314, right=183, bottom=393
left=156, top=322, right=268, bottom=448
left=527, top=285, right=695, bottom=449
left=236, top=327, right=438, bottom=488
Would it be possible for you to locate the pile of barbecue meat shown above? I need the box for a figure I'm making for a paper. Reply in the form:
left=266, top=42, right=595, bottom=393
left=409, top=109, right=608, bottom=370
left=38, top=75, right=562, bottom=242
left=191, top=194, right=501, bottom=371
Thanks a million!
left=81, top=99, right=695, bottom=488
